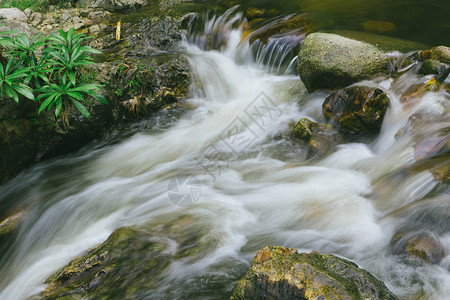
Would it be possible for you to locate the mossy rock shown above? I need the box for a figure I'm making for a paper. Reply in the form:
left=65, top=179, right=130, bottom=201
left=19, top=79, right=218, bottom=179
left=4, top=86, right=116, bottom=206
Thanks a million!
left=245, top=7, right=264, bottom=21
left=231, top=246, right=397, bottom=300
left=419, top=59, right=449, bottom=76
left=420, top=46, right=450, bottom=64
left=297, top=33, right=392, bottom=92
left=42, top=215, right=217, bottom=299
left=323, top=86, right=390, bottom=136
left=290, top=118, right=340, bottom=157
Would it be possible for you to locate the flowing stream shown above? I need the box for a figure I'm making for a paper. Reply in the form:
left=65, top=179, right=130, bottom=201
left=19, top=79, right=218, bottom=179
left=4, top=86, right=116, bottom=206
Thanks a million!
left=1, top=9, right=449, bottom=300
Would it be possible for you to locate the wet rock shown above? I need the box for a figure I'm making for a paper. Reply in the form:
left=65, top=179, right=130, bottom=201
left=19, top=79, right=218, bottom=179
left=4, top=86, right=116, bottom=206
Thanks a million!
left=0, top=94, right=114, bottom=184
left=298, top=33, right=391, bottom=92
left=104, top=56, right=191, bottom=118
left=419, top=59, right=449, bottom=76
left=414, top=129, right=449, bottom=162
left=246, top=13, right=319, bottom=45
left=323, top=86, right=390, bottom=136
left=77, top=0, right=147, bottom=12
left=290, top=118, right=340, bottom=157
left=245, top=7, right=264, bottom=21
left=232, top=246, right=397, bottom=300
left=400, top=78, right=441, bottom=105
left=392, top=231, right=446, bottom=264
left=0, top=8, right=27, bottom=22
left=43, top=215, right=215, bottom=298
left=0, top=211, right=26, bottom=239
left=420, top=46, right=450, bottom=64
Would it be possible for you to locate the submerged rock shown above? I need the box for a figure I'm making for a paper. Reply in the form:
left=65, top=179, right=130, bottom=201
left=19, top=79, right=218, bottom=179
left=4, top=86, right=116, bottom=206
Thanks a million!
left=414, top=129, right=449, bottom=162
left=246, top=13, right=319, bottom=45
left=400, top=78, right=441, bottom=105
left=290, top=118, right=340, bottom=157
left=323, top=86, right=390, bottom=136
left=392, top=231, right=446, bottom=264
left=297, top=33, right=391, bottom=92
left=232, top=246, right=397, bottom=300
left=0, top=211, right=26, bottom=239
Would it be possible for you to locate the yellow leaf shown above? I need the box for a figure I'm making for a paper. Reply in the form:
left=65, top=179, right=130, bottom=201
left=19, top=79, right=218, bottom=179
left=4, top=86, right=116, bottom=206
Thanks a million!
left=116, top=21, right=121, bottom=41
left=427, top=78, right=436, bottom=85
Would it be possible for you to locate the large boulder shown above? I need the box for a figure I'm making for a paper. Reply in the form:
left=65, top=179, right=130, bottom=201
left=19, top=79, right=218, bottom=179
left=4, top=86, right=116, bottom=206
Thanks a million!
left=297, top=33, right=391, bottom=92
left=77, top=0, right=147, bottom=11
left=232, top=246, right=397, bottom=300
left=42, top=215, right=215, bottom=298
left=323, top=86, right=390, bottom=136
left=0, top=8, right=27, bottom=22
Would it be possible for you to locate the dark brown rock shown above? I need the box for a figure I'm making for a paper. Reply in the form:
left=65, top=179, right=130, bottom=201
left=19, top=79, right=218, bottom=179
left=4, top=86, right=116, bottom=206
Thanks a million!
left=323, top=86, right=390, bottom=135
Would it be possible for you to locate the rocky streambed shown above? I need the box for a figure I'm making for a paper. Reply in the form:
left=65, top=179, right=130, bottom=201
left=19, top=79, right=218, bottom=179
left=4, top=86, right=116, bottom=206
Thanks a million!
left=0, top=2, right=449, bottom=300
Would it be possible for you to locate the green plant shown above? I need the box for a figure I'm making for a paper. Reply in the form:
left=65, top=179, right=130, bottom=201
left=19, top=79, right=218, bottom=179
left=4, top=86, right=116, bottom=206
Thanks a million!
left=0, top=59, right=35, bottom=103
left=25, top=52, right=54, bottom=88
left=37, top=74, right=107, bottom=118
left=46, top=28, right=101, bottom=85
left=0, top=27, right=106, bottom=120
left=6, top=33, right=47, bottom=66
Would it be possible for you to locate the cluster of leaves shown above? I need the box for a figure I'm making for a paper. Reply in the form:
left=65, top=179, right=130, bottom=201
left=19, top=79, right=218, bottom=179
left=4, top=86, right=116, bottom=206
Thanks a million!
left=0, top=28, right=107, bottom=119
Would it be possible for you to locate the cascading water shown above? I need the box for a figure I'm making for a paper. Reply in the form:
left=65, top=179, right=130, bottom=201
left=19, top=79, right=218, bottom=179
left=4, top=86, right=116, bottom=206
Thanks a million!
left=0, top=8, right=449, bottom=300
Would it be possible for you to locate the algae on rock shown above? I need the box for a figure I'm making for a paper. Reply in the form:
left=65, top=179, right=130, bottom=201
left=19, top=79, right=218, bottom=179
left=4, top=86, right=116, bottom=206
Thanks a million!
left=232, top=246, right=397, bottom=300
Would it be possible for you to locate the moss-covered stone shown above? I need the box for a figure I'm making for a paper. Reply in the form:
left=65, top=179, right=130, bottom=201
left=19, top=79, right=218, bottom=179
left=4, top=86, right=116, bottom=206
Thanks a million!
left=290, top=118, right=340, bottom=157
left=231, top=246, right=397, bottom=300
left=419, top=59, right=449, bottom=76
left=323, top=86, right=390, bottom=136
left=245, top=7, right=264, bottom=21
left=298, top=33, right=391, bottom=92
left=420, top=46, right=450, bottom=64
left=42, top=215, right=217, bottom=299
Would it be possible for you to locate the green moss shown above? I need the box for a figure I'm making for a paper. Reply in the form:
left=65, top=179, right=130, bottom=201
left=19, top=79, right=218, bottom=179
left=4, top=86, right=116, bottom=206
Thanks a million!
left=43, top=215, right=218, bottom=298
left=232, top=246, right=397, bottom=300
